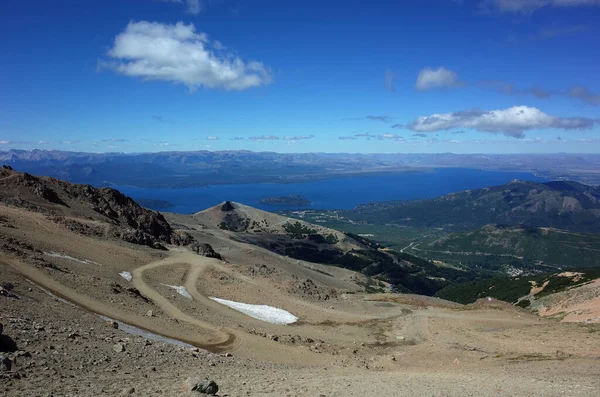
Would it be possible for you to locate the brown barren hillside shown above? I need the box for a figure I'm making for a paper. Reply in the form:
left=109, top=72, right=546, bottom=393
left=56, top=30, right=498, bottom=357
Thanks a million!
left=1, top=169, right=600, bottom=396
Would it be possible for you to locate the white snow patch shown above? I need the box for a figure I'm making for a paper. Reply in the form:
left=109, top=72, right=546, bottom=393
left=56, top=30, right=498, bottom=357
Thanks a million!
left=161, top=284, right=193, bottom=300
left=44, top=251, right=101, bottom=266
left=209, top=297, right=298, bottom=325
left=119, top=271, right=133, bottom=282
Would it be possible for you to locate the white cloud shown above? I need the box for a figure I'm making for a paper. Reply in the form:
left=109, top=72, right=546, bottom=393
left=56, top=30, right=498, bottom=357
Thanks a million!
left=407, top=106, right=595, bottom=138
left=415, top=67, right=464, bottom=90
left=481, top=0, right=600, bottom=13
left=206, top=136, right=220, bottom=140
left=162, top=0, right=202, bottom=15
left=103, top=21, right=272, bottom=91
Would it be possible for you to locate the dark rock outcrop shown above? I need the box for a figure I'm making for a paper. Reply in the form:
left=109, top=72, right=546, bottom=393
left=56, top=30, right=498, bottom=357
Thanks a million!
left=220, top=201, right=235, bottom=212
left=188, top=242, right=223, bottom=260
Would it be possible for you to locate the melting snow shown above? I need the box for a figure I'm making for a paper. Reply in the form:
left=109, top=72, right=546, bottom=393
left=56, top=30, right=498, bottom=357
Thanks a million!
left=161, top=284, right=193, bottom=300
left=119, top=271, right=133, bottom=282
left=44, top=252, right=101, bottom=266
left=209, top=297, right=298, bottom=325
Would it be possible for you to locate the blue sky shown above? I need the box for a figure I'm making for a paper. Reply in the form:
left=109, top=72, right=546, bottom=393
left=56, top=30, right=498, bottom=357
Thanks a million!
left=1, top=0, right=599, bottom=154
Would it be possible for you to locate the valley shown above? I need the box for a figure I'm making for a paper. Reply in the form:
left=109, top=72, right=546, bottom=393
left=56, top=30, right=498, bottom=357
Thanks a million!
left=2, top=167, right=600, bottom=396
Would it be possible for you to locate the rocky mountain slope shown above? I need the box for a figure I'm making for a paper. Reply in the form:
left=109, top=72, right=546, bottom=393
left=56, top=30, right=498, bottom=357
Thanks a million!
left=0, top=166, right=194, bottom=250
left=349, top=180, right=600, bottom=233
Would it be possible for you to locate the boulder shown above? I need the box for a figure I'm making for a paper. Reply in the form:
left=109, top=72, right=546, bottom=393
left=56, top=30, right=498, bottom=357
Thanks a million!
left=185, top=378, right=219, bottom=395
left=113, top=343, right=126, bottom=353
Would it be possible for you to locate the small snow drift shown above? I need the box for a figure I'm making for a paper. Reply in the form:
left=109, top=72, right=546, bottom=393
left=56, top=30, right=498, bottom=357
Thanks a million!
left=209, top=297, right=298, bottom=325
left=119, top=271, right=132, bottom=282
left=44, top=251, right=101, bottom=266
left=161, top=284, right=193, bottom=300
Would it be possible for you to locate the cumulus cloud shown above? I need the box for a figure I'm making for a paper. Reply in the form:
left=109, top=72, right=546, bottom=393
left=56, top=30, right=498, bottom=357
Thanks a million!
left=407, top=106, right=595, bottom=138
left=415, top=67, right=464, bottom=90
left=102, top=21, right=272, bottom=92
left=206, top=136, right=220, bottom=140
left=162, top=0, right=202, bottom=15
left=249, top=135, right=279, bottom=141
left=480, top=0, right=600, bottom=14
left=384, top=69, right=397, bottom=92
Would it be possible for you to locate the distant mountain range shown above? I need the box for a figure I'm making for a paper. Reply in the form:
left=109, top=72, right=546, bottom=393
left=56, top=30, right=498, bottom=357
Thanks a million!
left=349, top=180, right=600, bottom=233
left=2, top=149, right=600, bottom=187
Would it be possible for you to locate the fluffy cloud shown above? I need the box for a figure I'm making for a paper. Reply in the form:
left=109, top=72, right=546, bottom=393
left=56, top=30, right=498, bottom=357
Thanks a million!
left=384, top=69, right=397, bottom=92
left=407, top=106, right=595, bottom=138
left=415, top=67, right=464, bottom=90
left=162, top=0, right=202, bottom=15
left=206, top=136, right=220, bottom=140
left=480, top=0, right=600, bottom=13
left=103, top=21, right=271, bottom=91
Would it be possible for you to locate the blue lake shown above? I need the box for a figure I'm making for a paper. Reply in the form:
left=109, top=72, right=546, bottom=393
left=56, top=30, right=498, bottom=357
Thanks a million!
left=114, top=168, right=547, bottom=214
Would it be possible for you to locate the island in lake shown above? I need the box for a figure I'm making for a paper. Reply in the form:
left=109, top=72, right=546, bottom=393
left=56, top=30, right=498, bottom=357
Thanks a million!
left=259, top=194, right=311, bottom=206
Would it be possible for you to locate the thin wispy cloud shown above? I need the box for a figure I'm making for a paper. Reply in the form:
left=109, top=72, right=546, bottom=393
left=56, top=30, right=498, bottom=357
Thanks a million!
left=479, top=81, right=600, bottom=106
left=101, top=21, right=272, bottom=92
left=283, top=135, right=314, bottom=141
left=377, top=133, right=405, bottom=141
left=568, top=86, right=600, bottom=106
left=384, top=69, right=397, bottom=92
left=354, top=133, right=377, bottom=139
left=161, top=0, right=202, bottom=15
left=248, top=135, right=279, bottom=141
left=407, top=106, right=596, bottom=138
left=366, top=115, right=394, bottom=123
left=338, top=136, right=358, bottom=140
left=411, top=133, right=428, bottom=138
left=344, top=116, right=394, bottom=123
left=206, top=136, right=220, bottom=140
left=505, top=24, right=590, bottom=44
left=230, top=137, right=244, bottom=140
left=479, top=0, right=600, bottom=14
left=415, top=67, right=464, bottom=90
left=102, top=138, right=130, bottom=143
